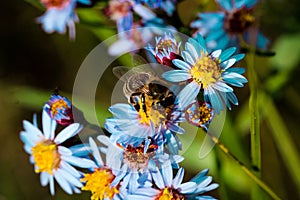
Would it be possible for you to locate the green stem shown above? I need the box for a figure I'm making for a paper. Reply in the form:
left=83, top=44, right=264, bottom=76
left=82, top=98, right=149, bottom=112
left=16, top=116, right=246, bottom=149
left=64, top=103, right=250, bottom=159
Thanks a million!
left=205, top=131, right=281, bottom=200
left=247, top=50, right=261, bottom=173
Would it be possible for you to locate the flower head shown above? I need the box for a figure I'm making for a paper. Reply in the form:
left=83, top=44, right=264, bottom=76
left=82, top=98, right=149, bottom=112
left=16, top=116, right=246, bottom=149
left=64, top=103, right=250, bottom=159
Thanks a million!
left=37, top=0, right=90, bottom=39
left=128, top=164, right=219, bottom=199
left=147, top=32, right=183, bottom=69
left=190, top=0, right=269, bottom=50
left=162, top=34, right=248, bottom=113
left=44, top=94, right=73, bottom=126
left=80, top=137, right=123, bottom=200
left=20, top=110, right=94, bottom=195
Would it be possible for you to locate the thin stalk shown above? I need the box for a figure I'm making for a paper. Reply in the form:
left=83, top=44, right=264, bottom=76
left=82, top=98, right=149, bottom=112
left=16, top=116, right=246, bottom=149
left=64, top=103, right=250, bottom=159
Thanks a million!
left=205, top=131, right=281, bottom=200
left=247, top=50, right=261, bottom=173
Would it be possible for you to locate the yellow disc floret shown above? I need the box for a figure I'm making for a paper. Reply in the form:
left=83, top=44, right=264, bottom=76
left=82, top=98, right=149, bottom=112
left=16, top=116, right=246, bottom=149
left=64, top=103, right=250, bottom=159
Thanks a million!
left=31, top=140, right=61, bottom=174
left=188, top=54, right=222, bottom=89
left=81, top=168, right=119, bottom=200
left=51, top=99, right=69, bottom=116
left=156, top=188, right=184, bottom=200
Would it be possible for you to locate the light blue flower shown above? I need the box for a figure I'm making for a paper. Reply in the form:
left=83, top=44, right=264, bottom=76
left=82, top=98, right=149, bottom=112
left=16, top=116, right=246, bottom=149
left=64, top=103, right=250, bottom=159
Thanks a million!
left=128, top=163, right=218, bottom=199
left=162, top=34, right=247, bottom=113
left=138, top=0, right=177, bottom=16
left=97, top=135, right=183, bottom=194
left=190, top=0, right=269, bottom=50
left=37, top=0, right=90, bottom=40
left=19, top=110, right=95, bottom=195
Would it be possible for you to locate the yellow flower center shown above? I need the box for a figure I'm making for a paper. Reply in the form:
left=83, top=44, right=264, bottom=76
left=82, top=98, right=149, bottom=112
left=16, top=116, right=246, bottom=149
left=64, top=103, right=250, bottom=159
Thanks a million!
left=156, top=188, right=184, bottom=200
left=31, top=140, right=61, bottom=174
left=188, top=55, right=222, bottom=89
left=81, top=168, right=119, bottom=200
left=186, top=102, right=213, bottom=127
left=224, top=7, right=255, bottom=34
left=51, top=99, right=69, bottom=116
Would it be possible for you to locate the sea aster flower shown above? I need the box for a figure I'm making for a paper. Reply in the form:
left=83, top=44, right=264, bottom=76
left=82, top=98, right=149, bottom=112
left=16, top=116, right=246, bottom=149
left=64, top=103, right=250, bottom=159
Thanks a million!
left=19, top=110, right=95, bottom=195
left=43, top=94, right=73, bottom=126
left=128, top=163, right=219, bottom=199
left=190, top=0, right=269, bottom=50
left=147, top=32, right=183, bottom=69
left=162, top=33, right=248, bottom=113
left=139, top=0, right=177, bottom=16
left=37, top=0, right=90, bottom=40
left=98, top=135, right=183, bottom=194
left=80, top=137, right=126, bottom=200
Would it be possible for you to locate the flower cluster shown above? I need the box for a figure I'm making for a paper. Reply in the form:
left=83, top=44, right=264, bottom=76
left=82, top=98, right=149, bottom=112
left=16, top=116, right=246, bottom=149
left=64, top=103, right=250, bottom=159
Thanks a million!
left=21, top=0, right=273, bottom=199
left=20, top=29, right=249, bottom=198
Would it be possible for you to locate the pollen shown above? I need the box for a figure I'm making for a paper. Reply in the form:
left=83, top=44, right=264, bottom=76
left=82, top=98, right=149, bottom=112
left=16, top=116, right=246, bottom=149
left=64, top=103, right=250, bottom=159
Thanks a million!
left=123, top=141, right=157, bottom=170
left=51, top=99, right=69, bottom=116
left=31, top=140, right=61, bottom=174
left=185, top=101, right=214, bottom=128
left=188, top=55, right=222, bottom=89
left=81, top=168, right=119, bottom=200
left=137, top=95, right=168, bottom=128
left=155, top=188, right=184, bottom=200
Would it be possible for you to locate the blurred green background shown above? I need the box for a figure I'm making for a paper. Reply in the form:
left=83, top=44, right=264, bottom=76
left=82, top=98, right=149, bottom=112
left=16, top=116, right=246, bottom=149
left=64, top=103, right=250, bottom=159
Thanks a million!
left=1, top=0, right=300, bottom=199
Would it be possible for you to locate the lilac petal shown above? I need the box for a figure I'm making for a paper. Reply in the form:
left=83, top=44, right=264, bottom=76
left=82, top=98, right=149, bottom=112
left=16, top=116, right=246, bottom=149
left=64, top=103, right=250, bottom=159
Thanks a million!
left=54, top=123, right=82, bottom=144
left=133, top=4, right=156, bottom=20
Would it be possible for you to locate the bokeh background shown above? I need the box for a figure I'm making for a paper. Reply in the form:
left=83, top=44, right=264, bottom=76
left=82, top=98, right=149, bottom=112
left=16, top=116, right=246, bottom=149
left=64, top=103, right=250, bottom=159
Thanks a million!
left=1, top=0, right=300, bottom=199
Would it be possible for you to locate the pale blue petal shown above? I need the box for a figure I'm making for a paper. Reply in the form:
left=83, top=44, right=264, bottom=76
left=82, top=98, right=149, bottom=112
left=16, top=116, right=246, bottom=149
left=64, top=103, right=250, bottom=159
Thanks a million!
left=162, top=164, right=173, bottom=187
left=212, top=81, right=233, bottom=92
left=89, top=137, right=103, bottom=167
left=172, top=59, right=192, bottom=70
left=219, top=47, right=236, bottom=61
left=59, top=169, right=83, bottom=188
left=179, top=182, right=197, bottom=193
left=152, top=169, right=165, bottom=189
left=210, top=49, right=222, bottom=58
left=176, top=82, right=201, bottom=109
left=172, top=167, right=184, bottom=188
left=49, top=176, right=55, bottom=195
left=185, top=42, right=199, bottom=61
left=61, top=155, right=95, bottom=168
left=40, top=172, right=50, bottom=186
left=162, top=70, right=190, bottom=82
left=231, top=53, right=245, bottom=62
left=54, top=169, right=72, bottom=194
left=60, top=161, right=81, bottom=178
left=54, top=123, right=82, bottom=144
left=220, top=58, right=236, bottom=70
left=182, top=50, right=196, bottom=65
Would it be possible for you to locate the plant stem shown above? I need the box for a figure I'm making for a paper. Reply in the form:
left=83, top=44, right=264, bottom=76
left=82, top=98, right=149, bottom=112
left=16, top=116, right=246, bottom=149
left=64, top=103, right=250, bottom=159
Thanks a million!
left=205, top=131, right=281, bottom=200
left=247, top=50, right=261, bottom=173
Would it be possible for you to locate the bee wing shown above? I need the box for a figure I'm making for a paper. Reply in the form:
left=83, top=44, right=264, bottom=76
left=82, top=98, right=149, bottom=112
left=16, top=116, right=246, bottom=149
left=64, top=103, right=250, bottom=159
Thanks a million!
left=132, top=54, right=148, bottom=67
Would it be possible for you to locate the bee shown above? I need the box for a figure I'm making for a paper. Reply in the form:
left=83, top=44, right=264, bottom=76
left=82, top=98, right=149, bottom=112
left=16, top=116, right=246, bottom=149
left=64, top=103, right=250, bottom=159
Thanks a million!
left=113, top=66, right=175, bottom=114
left=112, top=55, right=176, bottom=122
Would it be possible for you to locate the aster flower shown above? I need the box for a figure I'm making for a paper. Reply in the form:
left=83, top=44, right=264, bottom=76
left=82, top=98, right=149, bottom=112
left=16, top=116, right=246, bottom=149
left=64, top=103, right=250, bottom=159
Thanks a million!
left=139, top=0, right=177, bottom=16
left=43, top=94, right=73, bottom=126
left=147, top=32, right=183, bottom=69
left=128, top=163, right=219, bottom=199
left=98, top=135, right=183, bottom=194
left=190, top=0, right=269, bottom=50
left=80, top=137, right=126, bottom=200
left=20, top=110, right=95, bottom=195
left=37, top=0, right=91, bottom=40
left=162, top=33, right=248, bottom=113
left=108, top=17, right=176, bottom=56
left=185, top=100, right=214, bottom=131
